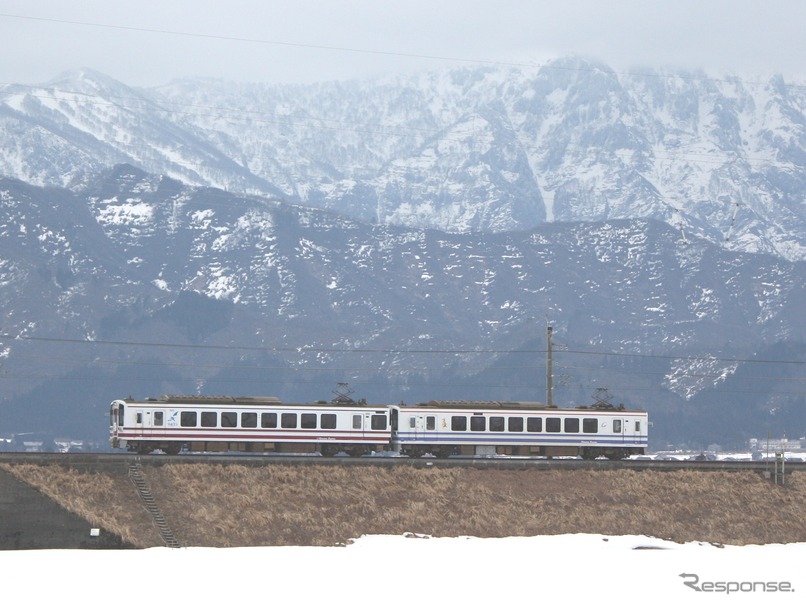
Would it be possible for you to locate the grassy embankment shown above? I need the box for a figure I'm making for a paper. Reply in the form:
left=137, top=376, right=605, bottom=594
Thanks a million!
left=3, top=463, right=805, bottom=548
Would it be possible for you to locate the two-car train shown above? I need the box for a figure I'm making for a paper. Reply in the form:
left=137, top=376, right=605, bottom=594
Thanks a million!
left=109, top=394, right=648, bottom=459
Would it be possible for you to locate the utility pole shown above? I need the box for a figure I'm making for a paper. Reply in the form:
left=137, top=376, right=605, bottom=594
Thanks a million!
left=546, top=325, right=553, bottom=407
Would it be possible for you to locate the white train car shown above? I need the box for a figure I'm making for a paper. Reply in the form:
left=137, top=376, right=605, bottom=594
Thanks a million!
left=390, top=400, right=648, bottom=459
left=109, top=395, right=391, bottom=455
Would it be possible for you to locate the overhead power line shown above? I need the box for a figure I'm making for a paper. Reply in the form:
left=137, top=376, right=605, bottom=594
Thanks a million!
left=0, top=333, right=542, bottom=355
left=2, top=333, right=805, bottom=368
left=0, top=12, right=518, bottom=69
left=5, top=348, right=805, bottom=387
left=0, top=12, right=804, bottom=91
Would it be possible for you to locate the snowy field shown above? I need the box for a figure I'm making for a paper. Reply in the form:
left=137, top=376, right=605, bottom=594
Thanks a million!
left=646, top=449, right=806, bottom=462
left=2, top=533, right=801, bottom=603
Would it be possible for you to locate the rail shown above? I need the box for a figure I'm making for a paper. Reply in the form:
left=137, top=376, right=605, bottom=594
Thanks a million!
left=1, top=451, right=803, bottom=477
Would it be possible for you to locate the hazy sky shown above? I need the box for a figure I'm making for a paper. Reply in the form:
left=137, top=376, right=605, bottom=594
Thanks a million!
left=2, top=1, right=805, bottom=86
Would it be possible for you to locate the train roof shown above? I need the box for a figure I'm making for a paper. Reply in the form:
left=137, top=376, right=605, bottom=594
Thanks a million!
left=113, top=395, right=644, bottom=413
left=117, top=394, right=382, bottom=407
left=408, top=400, right=644, bottom=412
left=412, top=400, right=549, bottom=410
left=136, top=395, right=283, bottom=405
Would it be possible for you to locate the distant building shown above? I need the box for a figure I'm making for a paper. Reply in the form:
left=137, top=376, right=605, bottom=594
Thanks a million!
left=749, top=437, right=804, bottom=452
left=54, top=438, right=86, bottom=453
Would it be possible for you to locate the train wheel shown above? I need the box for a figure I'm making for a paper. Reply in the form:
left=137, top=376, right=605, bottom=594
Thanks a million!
left=581, top=448, right=598, bottom=461
left=164, top=443, right=182, bottom=455
left=320, top=445, right=339, bottom=457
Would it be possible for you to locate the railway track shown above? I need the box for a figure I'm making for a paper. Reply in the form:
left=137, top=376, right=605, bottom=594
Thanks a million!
left=0, top=451, right=802, bottom=475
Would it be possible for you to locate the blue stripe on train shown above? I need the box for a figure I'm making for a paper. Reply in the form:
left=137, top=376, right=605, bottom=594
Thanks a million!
left=393, top=432, right=647, bottom=446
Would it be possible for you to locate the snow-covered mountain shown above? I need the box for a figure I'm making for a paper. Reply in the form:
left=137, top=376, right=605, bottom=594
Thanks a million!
left=1, top=167, right=805, bottom=446
left=2, top=59, right=806, bottom=447
left=2, top=59, right=805, bottom=259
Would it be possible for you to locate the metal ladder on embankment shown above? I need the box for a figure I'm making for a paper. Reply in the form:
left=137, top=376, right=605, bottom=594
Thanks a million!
left=128, top=462, right=182, bottom=548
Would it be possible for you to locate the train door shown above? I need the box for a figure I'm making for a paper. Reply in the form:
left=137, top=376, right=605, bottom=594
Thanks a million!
left=410, top=415, right=422, bottom=440
left=141, top=410, right=164, bottom=438
left=410, top=414, right=437, bottom=441
left=355, top=411, right=387, bottom=440
left=353, top=413, right=379, bottom=440
left=134, top=409, right=146, bottom=438
left=363, top=412, right=373, bottom=439
left=613, top=418, right=624, bottom=443
left=352, top=413, right=364, bottom=440
left=626, top=417, right=643, bottom=445
left=110, top=401, right=122, bottom=437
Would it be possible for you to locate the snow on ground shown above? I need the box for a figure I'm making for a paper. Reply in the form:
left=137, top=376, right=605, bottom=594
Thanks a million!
left=648, top=450, right=806, bottom=462
left=1, top=534, right=801, bottom=603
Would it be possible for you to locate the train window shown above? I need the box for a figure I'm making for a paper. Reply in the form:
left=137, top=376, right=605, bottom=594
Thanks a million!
left=136, top=412, right=143, bottom=424
left=201, top=412, right=217, bottom=427
left=583, top=418, right=598, bottom=434
left=426, top=416, right=436, bottom=431
left=180, top=411, right=197, bottom=427
left=242, top=412, right=257, bottom=428
left=281, top=413, right=297, bottom=429
left=490, top=416, right=505, bottom=432
left=353, top=415, right=362, bottom=429
left=154, top=412, right=164, bottom=426
left=221, top=412, right=237, bottom=428
left=635, top=421, right=641, bottom=432
left=321, top=414, right=337, bottom=429
left=526, top=417, right=542, bottom=432
left=613, top=419, right=622, bottom=433
left=564, top=418, right=579, bottom=433
left=546, top=418, right=561, bottom=433
left=261, top=413, right=277, bottom=428
left=410, top=417, right=417, bottom=429
left=371, top=415, right=388, bottom=431
left=508, top=417, right=524, bottom=432
left=301, top=413, right=317, bottom=429
left=451, top=416, right=467, bottom=431
left=470, top=416, right=486, bottom=431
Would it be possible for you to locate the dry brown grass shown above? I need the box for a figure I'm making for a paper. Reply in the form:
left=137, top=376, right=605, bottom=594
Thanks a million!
left=6, top=462, right=806, bottom=548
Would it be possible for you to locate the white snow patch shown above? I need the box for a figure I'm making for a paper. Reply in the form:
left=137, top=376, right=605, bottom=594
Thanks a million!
left=0, top=534, right=801, bottom=603
left=97, top=200, right=155, bottom=226
left=206, top=274, right=238, bottom=300
left=190, top=209, right=216, bottom=229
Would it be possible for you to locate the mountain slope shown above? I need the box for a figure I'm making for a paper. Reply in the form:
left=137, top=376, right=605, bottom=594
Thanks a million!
left=2, top=169, right=806, bottom=446
left=2, top=60, right=804, bottom=259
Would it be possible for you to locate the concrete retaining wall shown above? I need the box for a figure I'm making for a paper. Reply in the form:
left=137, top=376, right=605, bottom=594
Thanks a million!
left=0, top=468, right=131, bottom=550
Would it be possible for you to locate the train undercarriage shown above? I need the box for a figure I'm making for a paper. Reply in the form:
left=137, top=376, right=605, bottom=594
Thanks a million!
left=126, top=440, right=642, bottom=460
left=127, top=440, right=382, bottom=457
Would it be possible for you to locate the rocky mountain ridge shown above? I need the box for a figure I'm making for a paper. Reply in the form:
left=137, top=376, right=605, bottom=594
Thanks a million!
left=1, top=58, right=805, bottom=259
